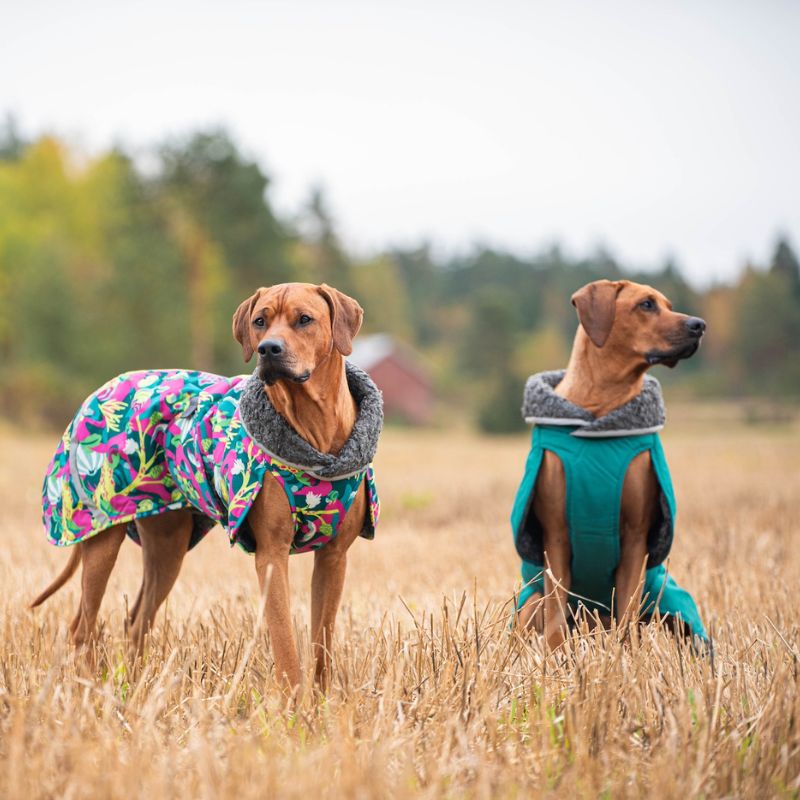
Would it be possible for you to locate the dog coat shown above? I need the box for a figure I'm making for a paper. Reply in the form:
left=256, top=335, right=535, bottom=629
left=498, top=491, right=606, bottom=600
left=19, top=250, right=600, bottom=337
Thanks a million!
left=510, top=370, right=707, bottom=641
left=43, top=364, right=382, bottom=555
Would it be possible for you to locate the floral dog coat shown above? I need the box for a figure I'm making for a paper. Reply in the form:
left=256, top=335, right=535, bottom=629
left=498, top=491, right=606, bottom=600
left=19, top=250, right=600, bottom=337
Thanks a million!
left=43, top=367, right=381, bottom=554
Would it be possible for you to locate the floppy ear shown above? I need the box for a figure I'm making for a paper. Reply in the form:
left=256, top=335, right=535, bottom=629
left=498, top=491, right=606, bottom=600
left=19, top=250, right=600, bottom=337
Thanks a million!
left=317, top=284, right=364, bottom=356
left=570, top=280, right=622, bottom=348
left=231, top=291, right=260, bottom=362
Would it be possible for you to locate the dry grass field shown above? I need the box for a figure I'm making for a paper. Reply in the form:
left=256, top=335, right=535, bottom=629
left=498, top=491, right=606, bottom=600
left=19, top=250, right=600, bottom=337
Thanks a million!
left=1, top=414, right=799, bottom=798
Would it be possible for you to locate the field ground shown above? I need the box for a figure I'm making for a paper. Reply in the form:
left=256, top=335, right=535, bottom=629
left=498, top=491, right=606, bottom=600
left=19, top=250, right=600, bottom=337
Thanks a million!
left=1, top=412, right=799, bottom=798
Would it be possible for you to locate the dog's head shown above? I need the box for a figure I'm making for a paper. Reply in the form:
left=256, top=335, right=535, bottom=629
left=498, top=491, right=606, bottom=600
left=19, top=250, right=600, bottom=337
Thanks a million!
left=571, top=279, right=706, bottom=368
left=232, top=283, right=363, bottom=385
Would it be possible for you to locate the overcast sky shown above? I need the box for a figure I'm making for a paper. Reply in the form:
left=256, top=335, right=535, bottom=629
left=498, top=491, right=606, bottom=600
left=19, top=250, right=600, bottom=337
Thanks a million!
left=4, top=0, right=799, bottom=284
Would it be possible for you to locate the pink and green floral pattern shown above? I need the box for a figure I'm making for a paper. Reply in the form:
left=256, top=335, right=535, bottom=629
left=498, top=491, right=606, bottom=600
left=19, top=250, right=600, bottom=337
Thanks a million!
left=43, top=370, right=379, bottom=554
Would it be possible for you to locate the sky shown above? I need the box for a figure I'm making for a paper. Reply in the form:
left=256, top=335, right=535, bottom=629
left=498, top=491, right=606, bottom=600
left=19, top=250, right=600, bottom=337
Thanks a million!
left=3, top=0, right=799, bottom=284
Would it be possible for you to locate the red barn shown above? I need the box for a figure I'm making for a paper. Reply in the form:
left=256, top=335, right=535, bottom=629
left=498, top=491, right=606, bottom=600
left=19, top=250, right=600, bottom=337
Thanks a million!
left=348, top=334, right=434, bottom=425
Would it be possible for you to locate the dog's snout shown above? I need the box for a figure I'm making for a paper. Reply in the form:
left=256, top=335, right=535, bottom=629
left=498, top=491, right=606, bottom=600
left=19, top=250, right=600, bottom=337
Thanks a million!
left=257, top=338, right=286, bottom=357
left=685, top=317, right=706, bottom=338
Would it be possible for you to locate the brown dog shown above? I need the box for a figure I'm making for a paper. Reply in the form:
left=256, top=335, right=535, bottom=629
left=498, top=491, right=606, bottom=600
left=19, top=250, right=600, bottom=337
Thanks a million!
left=231, top=282, right=367, bottom=690
left=32, top=282, right=371, bottom=692
left=518, top=279, right=706, bottom=648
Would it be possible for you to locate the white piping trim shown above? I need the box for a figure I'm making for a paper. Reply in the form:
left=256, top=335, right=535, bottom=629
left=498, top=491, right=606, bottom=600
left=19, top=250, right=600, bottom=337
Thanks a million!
left=524, top=416, right=590, bottom=427
left=571, top=424, right=664, bottom=438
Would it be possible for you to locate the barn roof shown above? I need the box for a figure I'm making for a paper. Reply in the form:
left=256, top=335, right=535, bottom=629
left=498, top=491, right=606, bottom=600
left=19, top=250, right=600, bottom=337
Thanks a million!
left=348, top=334, right=430, bottom=387
left=348, top=333, right=395, bottom=371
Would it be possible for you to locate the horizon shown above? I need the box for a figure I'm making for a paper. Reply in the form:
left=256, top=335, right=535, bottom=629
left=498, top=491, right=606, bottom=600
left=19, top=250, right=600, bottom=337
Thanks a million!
left=6, top=118, right=793, bottom=291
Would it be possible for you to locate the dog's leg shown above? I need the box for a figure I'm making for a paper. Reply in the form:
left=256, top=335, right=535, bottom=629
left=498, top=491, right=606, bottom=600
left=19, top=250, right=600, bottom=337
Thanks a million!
left=310, top=547, right=347, bottom=690
left=72, top=524, right=127, bottom=649
left=249, top=484, right=302, bottom=694
left=255, top=545, right=299, bottom=692
left=518, top=591, right=544, bottom=634
left=616, top=450, right=658, bottom=629
left=69, top=606, right=82, bottom=638
left=310, top=487, right=365, bottom=690
left=127, top=509, right=193, bottom=655
left=532, top=450, right=571, bottom=650
left=126, top=584, right=144, bottom=636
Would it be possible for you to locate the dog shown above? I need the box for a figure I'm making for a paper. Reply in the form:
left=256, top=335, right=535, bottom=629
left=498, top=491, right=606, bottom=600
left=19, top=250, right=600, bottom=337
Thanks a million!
left=511, top=279, right=707, bottom=649
left=32, top=282, right=383, bottom=692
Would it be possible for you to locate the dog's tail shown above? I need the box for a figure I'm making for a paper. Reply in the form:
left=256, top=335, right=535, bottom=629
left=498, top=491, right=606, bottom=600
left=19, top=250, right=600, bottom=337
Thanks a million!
left=30, top=546, right=82, bottom=609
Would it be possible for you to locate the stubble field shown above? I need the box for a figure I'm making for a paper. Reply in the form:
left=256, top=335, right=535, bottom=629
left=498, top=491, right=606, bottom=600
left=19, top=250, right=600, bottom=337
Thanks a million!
left=0, top=414, right=798, bottom=798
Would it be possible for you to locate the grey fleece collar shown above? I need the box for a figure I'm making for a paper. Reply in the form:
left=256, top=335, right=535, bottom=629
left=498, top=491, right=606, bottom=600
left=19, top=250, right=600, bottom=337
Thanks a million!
left=238, top=362, right=383, bottom=478
left=522, top=370, right=665, bottom=438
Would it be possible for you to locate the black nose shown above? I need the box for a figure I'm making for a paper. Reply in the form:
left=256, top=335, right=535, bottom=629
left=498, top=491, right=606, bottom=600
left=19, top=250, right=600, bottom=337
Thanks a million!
left=257, top=338, right=285, bottom=357
left=685, top=317, right=706, bottom=338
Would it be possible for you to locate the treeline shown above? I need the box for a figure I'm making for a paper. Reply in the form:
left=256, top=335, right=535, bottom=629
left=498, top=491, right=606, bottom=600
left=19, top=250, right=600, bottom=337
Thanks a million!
left=1, top=122, right=798, bottom=431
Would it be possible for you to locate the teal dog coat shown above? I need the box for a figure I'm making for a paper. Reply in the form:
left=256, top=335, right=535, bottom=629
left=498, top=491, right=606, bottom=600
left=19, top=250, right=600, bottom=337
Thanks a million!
left=43, top=364, right=382, bottom=555
left=511, top=370, right=707, bottom=641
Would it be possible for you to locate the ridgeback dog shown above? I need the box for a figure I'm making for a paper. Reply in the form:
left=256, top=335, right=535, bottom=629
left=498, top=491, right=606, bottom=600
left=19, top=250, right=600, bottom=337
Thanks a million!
left=32, top=282, right=380, bottom=692
left=516, top=279, right=706, bottom=649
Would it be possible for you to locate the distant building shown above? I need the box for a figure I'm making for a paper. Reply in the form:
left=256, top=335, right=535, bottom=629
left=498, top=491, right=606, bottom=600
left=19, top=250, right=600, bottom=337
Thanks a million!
left=348, top=334, right=434, bottom=425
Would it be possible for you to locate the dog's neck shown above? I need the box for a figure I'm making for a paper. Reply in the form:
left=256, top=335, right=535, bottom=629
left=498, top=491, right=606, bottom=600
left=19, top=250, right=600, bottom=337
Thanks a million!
left=264, top=353, right=357, bottom=455
left=556, top=328, right=648, bottom=418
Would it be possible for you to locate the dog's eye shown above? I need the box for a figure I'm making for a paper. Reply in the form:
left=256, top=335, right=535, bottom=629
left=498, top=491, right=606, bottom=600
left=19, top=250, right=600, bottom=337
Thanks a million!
left=639, top=299, right=656, bottom=312
left=253, top=317, right=266, bottom=328
left=298, top=314, right=313, bottom=326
